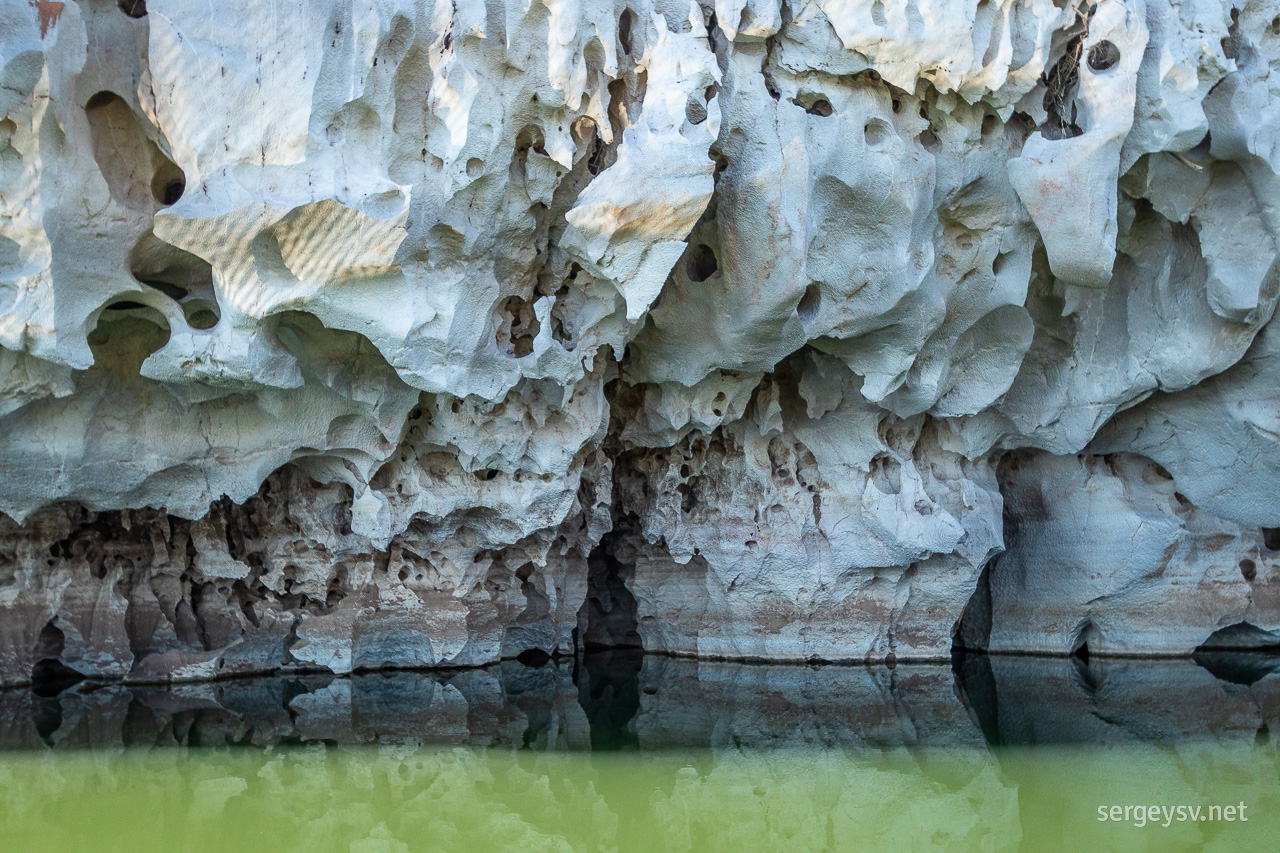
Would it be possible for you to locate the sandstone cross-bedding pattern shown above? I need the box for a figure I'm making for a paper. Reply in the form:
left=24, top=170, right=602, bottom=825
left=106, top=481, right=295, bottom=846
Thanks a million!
left=1, top=0, right=1278, bottom=685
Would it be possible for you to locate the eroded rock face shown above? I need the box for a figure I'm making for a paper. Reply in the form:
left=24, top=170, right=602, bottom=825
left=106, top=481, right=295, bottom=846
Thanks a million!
left=610, top=350, right=1003, bottom=662
left=2, top=0, right=1280, bottom=681
left=0, top=463, right=600, bottom=684
left=961, top=452, right=1280, bottom=657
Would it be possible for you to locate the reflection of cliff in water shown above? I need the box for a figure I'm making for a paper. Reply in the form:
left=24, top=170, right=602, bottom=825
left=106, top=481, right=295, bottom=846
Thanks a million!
left=953, top=651, right=1280, bottom=747
left=1, top=651, right=1277, bottom=752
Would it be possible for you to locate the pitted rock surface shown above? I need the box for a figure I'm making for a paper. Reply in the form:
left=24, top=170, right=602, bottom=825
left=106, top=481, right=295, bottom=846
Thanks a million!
left=1, top=0, right=1278, bottom=682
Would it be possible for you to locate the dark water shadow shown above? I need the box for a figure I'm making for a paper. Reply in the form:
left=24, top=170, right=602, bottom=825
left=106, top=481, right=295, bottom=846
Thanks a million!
left=952, top=649, right=1280, bottom=747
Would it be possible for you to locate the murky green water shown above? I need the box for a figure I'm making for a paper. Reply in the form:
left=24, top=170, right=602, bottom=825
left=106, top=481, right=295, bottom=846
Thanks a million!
left=1, top=744, right=1276, bottom=851
left=1, top=652, right=1277, bottom=851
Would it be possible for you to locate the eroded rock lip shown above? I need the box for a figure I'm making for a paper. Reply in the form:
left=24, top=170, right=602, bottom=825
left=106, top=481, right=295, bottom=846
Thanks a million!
left=1, top=0, right=1278, bottom=684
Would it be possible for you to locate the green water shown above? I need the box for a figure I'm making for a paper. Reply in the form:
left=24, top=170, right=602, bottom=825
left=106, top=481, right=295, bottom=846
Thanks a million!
left=1, top=653, right=1278, bottom=851
left=0, top=743, right=1276, bottom=851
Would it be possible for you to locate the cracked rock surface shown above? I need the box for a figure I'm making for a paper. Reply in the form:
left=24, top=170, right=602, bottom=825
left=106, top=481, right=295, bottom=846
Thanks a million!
left=1, top=0, right=1279, bottom=683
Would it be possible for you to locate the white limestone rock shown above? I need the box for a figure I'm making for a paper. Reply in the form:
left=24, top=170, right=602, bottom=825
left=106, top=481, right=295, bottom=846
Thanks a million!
left=1008, top=0, right=1147, bottom=287
left=1, top=0, right=1279, bottom=678
left=1092, top=319, right=1280, bottom=527
left=964, top=452, right=1280, bottom=656
left=0, top=0, right=704, bottom=680
left=612, top=350, right=1004, bottom=662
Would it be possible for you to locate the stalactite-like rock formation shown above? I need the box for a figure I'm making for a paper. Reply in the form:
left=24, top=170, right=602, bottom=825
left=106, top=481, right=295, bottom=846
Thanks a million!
left=1, top=0, right=1278, bottom=684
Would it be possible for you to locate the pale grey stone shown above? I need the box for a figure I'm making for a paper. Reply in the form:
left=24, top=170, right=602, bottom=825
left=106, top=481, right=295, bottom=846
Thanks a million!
left=1, top=0, right=1278, bottom=678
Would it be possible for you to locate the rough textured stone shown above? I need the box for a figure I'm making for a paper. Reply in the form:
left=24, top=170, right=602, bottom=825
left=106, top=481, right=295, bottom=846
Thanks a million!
left=2, top=0, right=1280, bottom=680
left=962, top=452, right=1280, bottom=657
left=610, top=350, right=1003, bottom=662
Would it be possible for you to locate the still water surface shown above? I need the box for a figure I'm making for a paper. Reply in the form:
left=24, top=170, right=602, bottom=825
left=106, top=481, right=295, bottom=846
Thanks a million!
left=0, top=651, right=1277, bottom=851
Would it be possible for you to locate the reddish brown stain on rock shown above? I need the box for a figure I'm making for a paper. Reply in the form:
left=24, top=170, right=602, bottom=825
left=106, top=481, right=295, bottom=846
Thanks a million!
left=32, top=1, right=65, bottom=39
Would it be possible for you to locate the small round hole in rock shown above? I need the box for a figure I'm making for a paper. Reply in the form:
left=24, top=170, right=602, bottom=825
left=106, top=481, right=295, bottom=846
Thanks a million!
left=158, top=177, right=184, bottom=205
left=686, top=244, right=718, bottom=282
left=1240, top=558, right=1257, bottom=582
left=465, top=157, right=484, bottom=178
left=149, top=155, right=186, bottom=207
left=864, top=118, right=892, bottom=147
left=1087, top=40, right=1120, bottom=72
left=183, top=299, right=220, bottom=330
left=805, top=98, right=833, bottom=117
left=118, top=0, right=147, bottom=18
left=619, top=8, right=635, bottom=56
left=797, top=283, right=821, bottom=324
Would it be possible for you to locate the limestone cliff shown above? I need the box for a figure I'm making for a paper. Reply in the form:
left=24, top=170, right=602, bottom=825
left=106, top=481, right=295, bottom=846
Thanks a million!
left=1, top=0, right=1277, bottom=684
